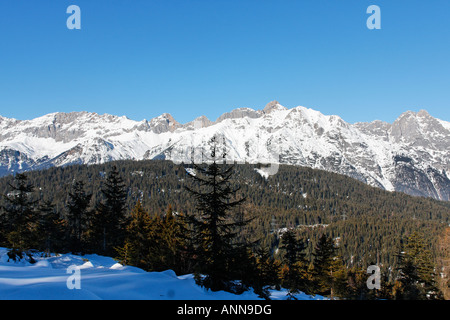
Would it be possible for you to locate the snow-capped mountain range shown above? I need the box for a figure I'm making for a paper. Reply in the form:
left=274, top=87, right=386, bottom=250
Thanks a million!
left=1, top=101, right=449, bottom=201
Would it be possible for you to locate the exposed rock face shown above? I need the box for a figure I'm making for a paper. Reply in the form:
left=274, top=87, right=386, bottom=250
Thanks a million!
left=184, top=116, right=213, bottom=130
left=1, top=102, right=449, bottom=201
left=262, top=100, right=288, bottom=114
left=216, top=108, right=261, bottom=123
left=148, top=113, right=181, bottom=134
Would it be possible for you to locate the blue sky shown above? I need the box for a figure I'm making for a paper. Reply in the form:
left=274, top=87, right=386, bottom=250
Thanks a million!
left=0, top=0, right=449, bottom=124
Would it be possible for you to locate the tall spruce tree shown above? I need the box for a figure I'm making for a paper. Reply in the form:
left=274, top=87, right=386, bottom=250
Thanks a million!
left=252, top=246, right=282, bottom=299
left=329, top=254, right=349, bottom=299
left=346, top=267, right=374, bottom=300
left=116, top=200, right=152, bottom=269
left=279, top=228, right=310, bottom=298
left=155, top=206, right=192, bottom=275
left=395, top=231, right=443, bottom=300
left=37, top=200, right=65, bottom=254
left=184, top=135, right=248, bottom=293
left=1, top=173, right=40, bottom=258
left=312, top=233, right=336, bottom=296
left=66, top=180, right=92, bottom=254
left=91, top=165, right=128, bottom=255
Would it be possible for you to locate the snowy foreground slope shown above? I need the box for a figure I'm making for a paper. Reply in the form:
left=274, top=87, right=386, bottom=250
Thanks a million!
left=0, top=248, right=324, bottom=300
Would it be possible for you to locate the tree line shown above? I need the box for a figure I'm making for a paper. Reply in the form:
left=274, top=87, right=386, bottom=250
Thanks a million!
left=0, top=165, right=128, bottom=258
left=1, top=158, right=448, bottom=271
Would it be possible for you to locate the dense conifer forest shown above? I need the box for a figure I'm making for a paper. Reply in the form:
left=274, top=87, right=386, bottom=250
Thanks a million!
left=0, top=157, right=449, bottom=299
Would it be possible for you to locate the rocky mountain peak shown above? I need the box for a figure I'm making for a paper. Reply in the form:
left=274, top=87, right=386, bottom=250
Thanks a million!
left=262, top=100, right=287, bottom=114
left=149, top=113, right=181, bottom=133
left=215, top=107, right=261, bottom=123
left=184, top=115, right=213, bottom=129
left=417, top=109, right=431, bottom=117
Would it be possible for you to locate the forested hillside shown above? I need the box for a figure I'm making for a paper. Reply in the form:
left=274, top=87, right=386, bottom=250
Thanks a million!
left=0, top=159, right=449, bottom=299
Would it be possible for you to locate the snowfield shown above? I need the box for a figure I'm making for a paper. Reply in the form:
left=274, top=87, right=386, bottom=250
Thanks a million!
left=0, top=248, right=325, bottom=300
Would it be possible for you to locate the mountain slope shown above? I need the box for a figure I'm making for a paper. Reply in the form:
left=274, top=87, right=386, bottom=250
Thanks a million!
left=1, top=159, right=448, bottom=270
left=0, top=101, right=449, bottom=200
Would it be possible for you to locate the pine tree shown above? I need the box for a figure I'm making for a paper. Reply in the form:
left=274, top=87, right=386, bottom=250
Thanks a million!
left=155, top=206, right=192, bottom=274
left=183, top=135, right=248, bottom=293
left=312, top=233, right=336, bottom=296
left=91, top=165, right=128, bottom=255
left=329, top=255, right=349, bottom=299
left=37, top=200, right=65, bottom=254
left=2, top=173, right=40, bottom=258
left=396, top=231, right=443, bottom=300
left=66, top=180, right=92, bottom=254
left=347, top=267, right=373, bottom=300
left=279, top=228, right=309, bottom=298
left=252, top=246, right=281, bottom=299
left=117, top=200, right=152, bottom=269
left=115, top=240, right=133, bottom=266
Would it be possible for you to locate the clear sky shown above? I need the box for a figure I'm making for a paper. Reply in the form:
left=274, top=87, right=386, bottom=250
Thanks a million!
left=0, top=0, right=449, bottom=124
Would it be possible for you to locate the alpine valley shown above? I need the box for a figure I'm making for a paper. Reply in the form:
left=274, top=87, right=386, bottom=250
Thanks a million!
left=0, top=100, right=449, bottom=201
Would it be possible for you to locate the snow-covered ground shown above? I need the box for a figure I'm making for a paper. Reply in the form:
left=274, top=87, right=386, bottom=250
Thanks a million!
left=0, top=248, right=325, bottom=300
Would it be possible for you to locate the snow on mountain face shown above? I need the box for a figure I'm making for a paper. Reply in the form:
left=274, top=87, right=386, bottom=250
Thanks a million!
left=0, top=103, right=449, bottom=201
